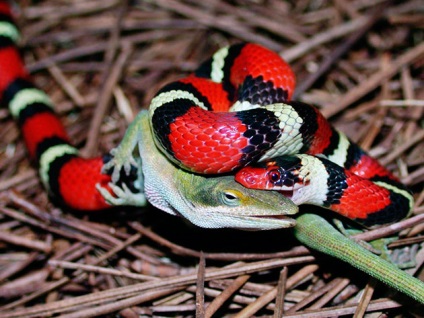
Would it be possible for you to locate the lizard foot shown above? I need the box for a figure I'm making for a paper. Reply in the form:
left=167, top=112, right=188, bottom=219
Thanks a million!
left=102, top=147, right=139, bottom=183
left=100, top=143, right=145, bottom=207
left=96, top=182, right=147, bottom=207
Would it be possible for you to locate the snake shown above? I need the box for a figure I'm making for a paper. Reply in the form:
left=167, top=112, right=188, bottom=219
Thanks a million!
left=0, top=2, right=413, bottom=226
left=148, top=42, right=413, bottom=227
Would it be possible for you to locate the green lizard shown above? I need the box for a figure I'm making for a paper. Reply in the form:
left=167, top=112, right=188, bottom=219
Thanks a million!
left=100, top=110, right=424, bottom=304
left=100, top=110, right=298, bottom=230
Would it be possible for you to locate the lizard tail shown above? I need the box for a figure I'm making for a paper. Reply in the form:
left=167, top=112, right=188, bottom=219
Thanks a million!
left=293, top=213, right=424, bottom=304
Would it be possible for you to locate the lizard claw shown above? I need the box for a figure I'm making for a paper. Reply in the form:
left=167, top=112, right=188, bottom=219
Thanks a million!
left=99, top=146, right=145, bottom=207
left=102, top=147, right=138, bottom=183
left=96, top=182, right=147, bottom=207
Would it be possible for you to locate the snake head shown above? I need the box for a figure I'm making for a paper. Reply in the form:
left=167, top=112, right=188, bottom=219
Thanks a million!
left=235, top=157, right=304, bottom=191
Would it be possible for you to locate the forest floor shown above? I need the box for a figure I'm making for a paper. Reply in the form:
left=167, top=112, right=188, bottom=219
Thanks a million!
left=0, top=0, right=423, bottom=317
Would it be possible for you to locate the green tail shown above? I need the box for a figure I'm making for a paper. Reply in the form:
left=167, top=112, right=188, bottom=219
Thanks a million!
left=293, top=213, right=424, bottom=304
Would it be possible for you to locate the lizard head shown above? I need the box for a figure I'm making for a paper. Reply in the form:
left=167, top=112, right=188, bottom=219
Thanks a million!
left=178, top=174, right=298, bottom=230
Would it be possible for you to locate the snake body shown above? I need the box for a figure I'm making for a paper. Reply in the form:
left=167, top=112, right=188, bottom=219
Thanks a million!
left=0, top=3, right=413, bottom=225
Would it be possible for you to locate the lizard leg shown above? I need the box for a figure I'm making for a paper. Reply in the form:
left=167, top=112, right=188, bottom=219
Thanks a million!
left=99, top=111, right=148, bottom=206
left=102, top=111, right=147, bottom=183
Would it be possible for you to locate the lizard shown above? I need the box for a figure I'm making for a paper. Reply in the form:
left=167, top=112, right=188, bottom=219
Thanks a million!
left=100, top=110, right=424, bottom=304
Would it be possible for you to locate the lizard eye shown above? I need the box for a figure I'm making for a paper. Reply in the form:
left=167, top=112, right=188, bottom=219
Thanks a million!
left=268, top=169, right=281, bottom=183
left=221, top=190, right=241, bottom=206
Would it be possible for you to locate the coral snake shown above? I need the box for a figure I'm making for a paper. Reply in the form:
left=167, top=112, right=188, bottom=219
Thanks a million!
left=0, top=1, right=413, bottom=226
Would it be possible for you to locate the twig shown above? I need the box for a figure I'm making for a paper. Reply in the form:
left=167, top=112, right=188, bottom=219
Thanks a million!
left=205, top=274, right=250, bottom=318
left=152, top=0, right=283, bottom=51
left=353, top=279, right=378, bottom=318
left=0, top=230, right=51, bottom=253
left=293, top=2, right=388, bottom=98
left=322, top=42, right=424, bottom=118
left=48, top=260, right=157, bottom=281
left=281, top=16, right=368, bottom=62
left=273, top=267, right=288, bottom=318
left=83, top=43, right=133, bottom=156
left=196, top=253, right=206, bottom=318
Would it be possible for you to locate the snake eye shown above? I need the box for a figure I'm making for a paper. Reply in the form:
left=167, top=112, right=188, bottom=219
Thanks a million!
left=221, top=190, right=241, bottom=206
left=268, top=169, right=282, bottom=183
